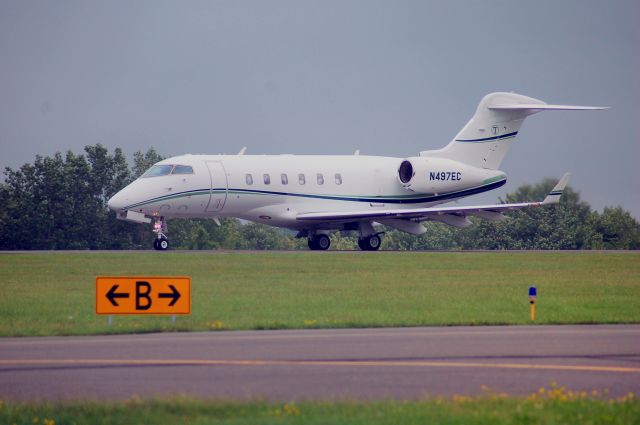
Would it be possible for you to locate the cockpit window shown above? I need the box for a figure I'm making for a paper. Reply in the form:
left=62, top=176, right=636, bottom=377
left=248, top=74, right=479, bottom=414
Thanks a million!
left=172, top=165, right=194, bottom=175
left=142, top=165, right=173, bottom=178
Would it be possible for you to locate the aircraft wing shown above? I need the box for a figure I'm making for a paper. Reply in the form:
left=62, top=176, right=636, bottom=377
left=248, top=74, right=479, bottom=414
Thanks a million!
left=296, top=173, right=571, bottom=233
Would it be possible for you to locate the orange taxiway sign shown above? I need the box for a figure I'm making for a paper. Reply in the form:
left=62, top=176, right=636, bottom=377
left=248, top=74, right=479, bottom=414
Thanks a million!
left=96, top=276, right=191, bottom=315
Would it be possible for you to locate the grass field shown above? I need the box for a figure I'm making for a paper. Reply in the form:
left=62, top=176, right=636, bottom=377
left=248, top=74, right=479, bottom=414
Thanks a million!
left=0, top=251, right=639, bottom=336
left=2, top=387, right=639, bottom=425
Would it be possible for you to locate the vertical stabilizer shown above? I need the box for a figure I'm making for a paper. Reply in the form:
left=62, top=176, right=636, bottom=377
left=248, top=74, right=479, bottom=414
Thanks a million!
left=420, top=92, right=606, bottom=169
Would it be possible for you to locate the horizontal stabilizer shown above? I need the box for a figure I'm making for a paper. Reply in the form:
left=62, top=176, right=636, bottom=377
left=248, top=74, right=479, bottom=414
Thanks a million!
left=489, top=104, right=608, bottom=111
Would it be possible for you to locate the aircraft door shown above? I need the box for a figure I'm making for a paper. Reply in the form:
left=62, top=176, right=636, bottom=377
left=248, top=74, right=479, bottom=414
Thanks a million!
left=205, top=161, right=228, bottom=212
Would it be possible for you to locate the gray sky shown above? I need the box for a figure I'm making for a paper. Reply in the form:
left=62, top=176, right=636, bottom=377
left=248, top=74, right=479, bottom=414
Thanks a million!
left=1, top=0, right=638, bottom=217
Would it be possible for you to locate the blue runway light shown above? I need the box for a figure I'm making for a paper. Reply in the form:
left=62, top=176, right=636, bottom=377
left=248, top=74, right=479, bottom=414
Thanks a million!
left=528, top=285, right=537, bottom=321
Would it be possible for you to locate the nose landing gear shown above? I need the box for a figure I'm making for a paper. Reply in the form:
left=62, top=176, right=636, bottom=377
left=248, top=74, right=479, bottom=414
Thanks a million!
left=152, top=216, right=169, bottom=250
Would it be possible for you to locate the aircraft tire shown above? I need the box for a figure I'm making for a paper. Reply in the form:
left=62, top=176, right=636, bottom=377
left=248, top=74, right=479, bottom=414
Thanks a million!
left=308, top=238, right=318, bottom=250
left=358, top=235, right=381, bottom=251
left=157, top=237, right=169, bottom=251
left=315, top=234, right=331, bottom=251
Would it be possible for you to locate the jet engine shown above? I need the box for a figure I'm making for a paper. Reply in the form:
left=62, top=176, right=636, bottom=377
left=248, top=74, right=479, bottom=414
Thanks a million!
left=397, top=157, right=506, bottom=194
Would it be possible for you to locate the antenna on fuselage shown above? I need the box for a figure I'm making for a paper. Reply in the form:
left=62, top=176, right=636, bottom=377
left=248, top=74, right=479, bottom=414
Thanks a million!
left=238, top=147, right=247, bottom=155
left=354, top=149, right=360, bottom=156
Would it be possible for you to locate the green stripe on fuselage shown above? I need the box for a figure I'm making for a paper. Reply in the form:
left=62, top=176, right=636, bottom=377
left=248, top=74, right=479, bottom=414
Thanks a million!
left=483, top=174, right=507, bottom=185
left=124, top=179, right=506, bottom=210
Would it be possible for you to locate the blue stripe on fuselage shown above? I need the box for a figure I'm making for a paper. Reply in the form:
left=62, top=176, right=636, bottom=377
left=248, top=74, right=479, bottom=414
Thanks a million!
left=455, top=131, right=518, bottom=143
left=122, top=179, right=507, bottom=210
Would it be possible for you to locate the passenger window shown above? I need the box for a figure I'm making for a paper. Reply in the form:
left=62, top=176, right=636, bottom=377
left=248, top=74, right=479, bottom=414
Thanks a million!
left=335, top=173, right=342, bottom=185
left=298, top=174, right=306, bottom=185
left=317, top=173, right=324, bottom=185
left=246, top=174, right=253, bottom=185
left=263, top=174, right=271, bottom=185
left=172, top=165, right=194, bottom=175
left=281, top=173, right=288, bottom=185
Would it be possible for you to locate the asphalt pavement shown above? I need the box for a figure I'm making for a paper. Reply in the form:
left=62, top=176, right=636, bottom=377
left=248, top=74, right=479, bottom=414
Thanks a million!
left=1, top=325, right=638, bottom=401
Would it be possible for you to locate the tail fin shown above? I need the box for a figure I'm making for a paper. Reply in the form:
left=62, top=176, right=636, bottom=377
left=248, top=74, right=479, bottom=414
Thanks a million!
left=420, top=92, right=607, bottom=169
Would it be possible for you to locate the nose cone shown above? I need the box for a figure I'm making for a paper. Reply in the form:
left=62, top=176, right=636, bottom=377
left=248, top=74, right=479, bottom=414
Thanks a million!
left=107, top=191, right=126, bottom=211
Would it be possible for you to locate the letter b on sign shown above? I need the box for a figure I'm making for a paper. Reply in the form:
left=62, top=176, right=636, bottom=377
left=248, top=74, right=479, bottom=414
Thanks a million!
left=136, top=281, right=152, bottom=310
left=96, top=276, right=191, bottom=315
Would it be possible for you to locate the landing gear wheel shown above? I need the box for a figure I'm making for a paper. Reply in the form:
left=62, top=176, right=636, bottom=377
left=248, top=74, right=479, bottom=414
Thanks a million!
left=308, top=234, right=330, bottom=251
left=154, top=236, right=169, bottom=251
left=315, top=234, right=331, bottom=250
left=358, top=235, right=381, bottom=251
left=152, top=216, right=169, bottom=251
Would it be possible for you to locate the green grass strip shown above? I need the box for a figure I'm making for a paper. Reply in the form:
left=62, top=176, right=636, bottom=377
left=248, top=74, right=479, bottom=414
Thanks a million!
left=0, top=251, right=639, bottom=336
left=1, top=388, right=638, bottom=425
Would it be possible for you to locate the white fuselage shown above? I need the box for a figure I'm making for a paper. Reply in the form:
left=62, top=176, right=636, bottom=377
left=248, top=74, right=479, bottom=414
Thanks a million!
left=108, top=153, right=506, bottom=231
left=105, top=92, right=603, bottom=250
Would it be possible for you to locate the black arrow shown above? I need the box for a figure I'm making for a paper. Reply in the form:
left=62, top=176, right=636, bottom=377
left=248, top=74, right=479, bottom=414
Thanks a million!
left=106, top=284, right=130, bottom=307
left=158, top=284, right=181, bottom=306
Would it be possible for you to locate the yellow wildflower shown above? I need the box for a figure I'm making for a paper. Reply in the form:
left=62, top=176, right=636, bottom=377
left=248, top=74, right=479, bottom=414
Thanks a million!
left=452, top=394, right=471, bottom=403
left=283, top=402, right=300, bottom=416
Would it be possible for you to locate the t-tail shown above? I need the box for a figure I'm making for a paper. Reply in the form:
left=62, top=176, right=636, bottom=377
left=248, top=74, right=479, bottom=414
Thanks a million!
left=420, top=92, right=607, bottom=169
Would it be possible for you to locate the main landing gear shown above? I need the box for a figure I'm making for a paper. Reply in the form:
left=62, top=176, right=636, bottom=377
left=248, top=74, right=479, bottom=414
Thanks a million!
left=357, top=234, right=381, bottom=251
left=308, top=234, right=331, bottom=251
left=152, top=216, right=169, bottom=251
left=304, top=232, right=382, bottom=251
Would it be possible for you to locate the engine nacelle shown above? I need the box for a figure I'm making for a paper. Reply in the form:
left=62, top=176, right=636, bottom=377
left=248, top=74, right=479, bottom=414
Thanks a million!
left=397, top=157, right=506, bottom=193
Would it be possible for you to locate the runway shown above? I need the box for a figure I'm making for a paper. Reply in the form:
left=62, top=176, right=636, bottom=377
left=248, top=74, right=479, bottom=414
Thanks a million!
left=1, top=325, right=639, bottom=401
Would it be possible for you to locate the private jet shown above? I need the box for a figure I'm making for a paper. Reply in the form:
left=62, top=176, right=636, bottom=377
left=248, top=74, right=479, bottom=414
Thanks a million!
left=107, top=92, right=605, bottom=250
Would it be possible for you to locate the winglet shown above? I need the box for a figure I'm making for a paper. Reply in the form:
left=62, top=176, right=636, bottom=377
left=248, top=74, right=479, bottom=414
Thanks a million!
left=542, top=173, right=571, bottom=205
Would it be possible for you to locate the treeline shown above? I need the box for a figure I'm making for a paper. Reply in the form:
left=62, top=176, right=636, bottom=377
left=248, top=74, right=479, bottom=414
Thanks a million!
left=0, top=145, right=638, bottom=250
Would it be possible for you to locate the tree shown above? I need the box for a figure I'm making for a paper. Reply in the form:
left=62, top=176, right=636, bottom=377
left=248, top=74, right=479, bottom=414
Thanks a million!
left=0, top=145, right=151, bottom=249
left=131, top=147, right=164, bottom=179
left=168, top=218, right=245, bottom=250
left=591, top=207, right=640, bottom=249
left=2, top=150, right=638, bottom=251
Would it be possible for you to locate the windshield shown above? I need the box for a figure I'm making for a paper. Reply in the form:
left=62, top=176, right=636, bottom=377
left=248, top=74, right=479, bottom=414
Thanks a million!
left=142, top=165, right=173, bottom=178
left=172, top=165, right=194, bottom=175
